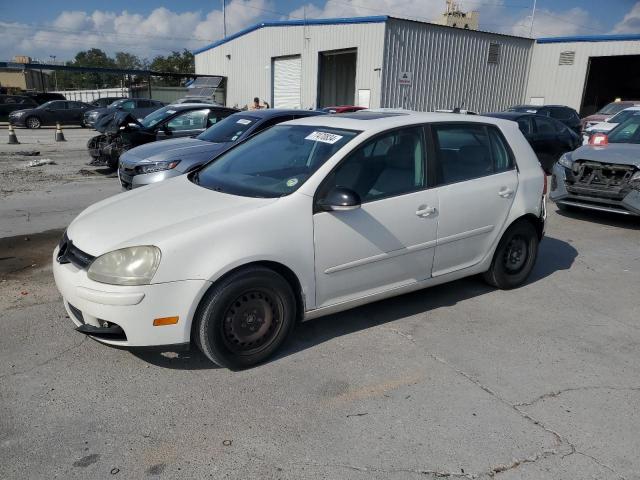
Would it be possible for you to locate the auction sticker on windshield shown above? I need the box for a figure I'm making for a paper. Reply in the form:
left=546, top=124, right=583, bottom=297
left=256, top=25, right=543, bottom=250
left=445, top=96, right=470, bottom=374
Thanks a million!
left=237, top=119, right=252, bottom=125
left=305, top=131, right=344, bottom=144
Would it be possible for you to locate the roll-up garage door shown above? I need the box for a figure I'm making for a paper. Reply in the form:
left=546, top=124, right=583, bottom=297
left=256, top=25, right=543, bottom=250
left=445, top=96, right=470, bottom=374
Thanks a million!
left=273, top=56, right=302, bottom=109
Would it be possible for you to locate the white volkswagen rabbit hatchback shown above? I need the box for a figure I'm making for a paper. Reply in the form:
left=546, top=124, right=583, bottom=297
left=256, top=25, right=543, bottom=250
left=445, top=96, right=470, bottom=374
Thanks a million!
left=53, top=111, right=546, bottom=369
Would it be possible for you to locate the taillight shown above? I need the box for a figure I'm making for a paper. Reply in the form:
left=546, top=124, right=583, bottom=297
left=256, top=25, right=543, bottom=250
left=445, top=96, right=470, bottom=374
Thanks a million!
left=542, top=171, right=548, bottom=195
left=589, top=133, right=608, bottom=145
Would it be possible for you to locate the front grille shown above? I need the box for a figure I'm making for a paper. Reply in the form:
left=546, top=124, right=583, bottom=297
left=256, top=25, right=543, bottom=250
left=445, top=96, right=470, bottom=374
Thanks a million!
left=565, top=160, right=637, bottom=200
left=57, top=233, right=95, bottom=269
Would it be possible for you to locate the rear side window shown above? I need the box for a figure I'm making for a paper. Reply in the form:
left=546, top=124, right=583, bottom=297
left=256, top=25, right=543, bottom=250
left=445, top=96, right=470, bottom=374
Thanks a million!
left=433, top=124, right=513, bottom=185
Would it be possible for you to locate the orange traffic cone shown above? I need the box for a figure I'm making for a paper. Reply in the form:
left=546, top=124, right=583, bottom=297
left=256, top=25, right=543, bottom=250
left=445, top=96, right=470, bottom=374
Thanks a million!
left=8, top=124, right=20, bottom=144
left=55, top=122, right=66, bottom=142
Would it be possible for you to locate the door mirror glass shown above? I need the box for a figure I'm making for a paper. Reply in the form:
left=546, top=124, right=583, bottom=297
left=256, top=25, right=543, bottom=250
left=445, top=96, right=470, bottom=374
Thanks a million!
left=317, top=187, right=361, bottom=211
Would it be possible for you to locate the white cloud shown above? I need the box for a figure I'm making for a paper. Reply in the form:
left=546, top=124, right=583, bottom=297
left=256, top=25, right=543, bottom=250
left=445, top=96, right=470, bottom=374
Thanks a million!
left=0, top=0, right=622, bottom=62
left=611, top=1, right=640, bottom=33
left=0, top=0, right=272, bottom=62
left=511, top=7, right=598, bottom=38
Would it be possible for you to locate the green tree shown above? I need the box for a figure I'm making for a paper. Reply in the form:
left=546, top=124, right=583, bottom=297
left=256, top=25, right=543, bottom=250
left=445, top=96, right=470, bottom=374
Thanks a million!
left=114, top=51, right=144, bottom=70
left=149, top=49, right=194, bottom=86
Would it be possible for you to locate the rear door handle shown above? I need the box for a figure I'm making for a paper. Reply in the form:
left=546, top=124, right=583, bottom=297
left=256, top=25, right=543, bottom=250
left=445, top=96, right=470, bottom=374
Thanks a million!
left=416, top=206, right=437, bottom=217
left=498, top=188, right=514, bottom=198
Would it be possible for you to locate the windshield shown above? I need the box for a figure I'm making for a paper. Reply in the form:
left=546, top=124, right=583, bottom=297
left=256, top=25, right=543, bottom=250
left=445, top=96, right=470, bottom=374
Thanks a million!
left=609, top=109, right=638, bottom=124
left=193, top=125, right=359, bottom=198
left=197, top=114, right=258, bottom=143
left=608, top=115, right=640, bottom=144
left=598, top=103, right=628, bottom=115
left=140, top=106, right=178, bottom=128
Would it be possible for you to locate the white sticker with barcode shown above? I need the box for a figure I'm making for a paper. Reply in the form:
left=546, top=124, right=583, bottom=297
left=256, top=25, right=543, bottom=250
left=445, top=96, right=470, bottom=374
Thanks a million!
left=305, top=131, right=343, bottom=144
left=237, top=118, right=252, bottom=125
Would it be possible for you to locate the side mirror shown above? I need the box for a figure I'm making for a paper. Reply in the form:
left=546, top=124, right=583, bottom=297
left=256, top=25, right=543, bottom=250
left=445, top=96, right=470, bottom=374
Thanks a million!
left=317, top=187, right=361, bottom=212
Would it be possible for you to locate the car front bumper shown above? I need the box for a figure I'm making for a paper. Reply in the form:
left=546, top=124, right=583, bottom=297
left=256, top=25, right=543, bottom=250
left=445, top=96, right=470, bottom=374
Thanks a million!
left=549, top=163, right=640, bottom=216
left=8, top=115, right=27, bottom=126
left=53, top=246, right=211, bottom=348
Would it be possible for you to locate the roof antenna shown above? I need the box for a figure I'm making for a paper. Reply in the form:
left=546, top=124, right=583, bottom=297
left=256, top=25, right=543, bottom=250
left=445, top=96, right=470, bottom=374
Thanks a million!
left=222, top=0, right=227, bottom=38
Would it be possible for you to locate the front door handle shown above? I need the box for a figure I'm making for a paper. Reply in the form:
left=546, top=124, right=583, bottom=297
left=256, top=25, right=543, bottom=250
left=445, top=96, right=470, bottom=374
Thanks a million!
left=498, top=188, right=514, bottom=198
left=416, top=205, right=437, bottom=217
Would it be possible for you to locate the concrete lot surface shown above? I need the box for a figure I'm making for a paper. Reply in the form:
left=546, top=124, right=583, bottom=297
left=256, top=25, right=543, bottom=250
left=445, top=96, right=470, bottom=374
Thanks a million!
left=1, top=127, right=639, bottom=479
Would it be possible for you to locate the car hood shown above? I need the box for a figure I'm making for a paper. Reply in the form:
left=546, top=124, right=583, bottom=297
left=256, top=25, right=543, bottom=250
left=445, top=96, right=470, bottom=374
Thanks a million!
left=67, top=175, right=277, bottom=256
left=122, top=137, right=230, bottom=171
left=571, top=144, right=640, bottom=167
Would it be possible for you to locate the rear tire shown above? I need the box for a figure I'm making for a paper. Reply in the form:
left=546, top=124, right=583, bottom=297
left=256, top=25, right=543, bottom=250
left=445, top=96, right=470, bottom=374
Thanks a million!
left=194, top=267, right=297, bottom=369
left=25, top=116, right=41, bottom=129
left=483, top=220, right=539, bottom=290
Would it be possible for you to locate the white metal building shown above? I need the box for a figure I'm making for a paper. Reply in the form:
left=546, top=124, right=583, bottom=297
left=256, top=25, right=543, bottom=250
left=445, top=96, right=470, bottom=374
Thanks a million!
left=194, top=16, right=533, bottom=112
left=525, top=34, right=640, bottom=116
left=194, top=17, right=640, bottom=116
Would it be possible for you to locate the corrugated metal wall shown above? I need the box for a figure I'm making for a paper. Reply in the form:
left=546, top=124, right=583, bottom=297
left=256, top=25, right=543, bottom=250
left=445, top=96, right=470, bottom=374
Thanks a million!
left=195, top=22, right=386, bottom=109
left=381, top=19, right=533, bottom=112
left=525, top=40, right=640, bottom=112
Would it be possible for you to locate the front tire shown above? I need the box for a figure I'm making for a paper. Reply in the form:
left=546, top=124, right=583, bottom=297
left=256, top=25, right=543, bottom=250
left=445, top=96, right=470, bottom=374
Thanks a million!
left=25, top=116, right=41, bottom=129
left=483, top=220, right=539, bottom=289
left=194, top=267, right=297, bottom=369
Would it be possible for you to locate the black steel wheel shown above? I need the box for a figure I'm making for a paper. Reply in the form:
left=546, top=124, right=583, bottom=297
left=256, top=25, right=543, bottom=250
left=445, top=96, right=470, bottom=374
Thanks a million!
left=194, top=266, right=296, bottom=369
left=483, top=220, right=539, bottom=289
left=25, top=116, right=41, bottom=129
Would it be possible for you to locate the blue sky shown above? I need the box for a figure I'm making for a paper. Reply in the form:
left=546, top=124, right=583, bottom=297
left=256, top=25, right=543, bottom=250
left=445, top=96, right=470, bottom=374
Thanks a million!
left=1, top=0, right=639, bottom=61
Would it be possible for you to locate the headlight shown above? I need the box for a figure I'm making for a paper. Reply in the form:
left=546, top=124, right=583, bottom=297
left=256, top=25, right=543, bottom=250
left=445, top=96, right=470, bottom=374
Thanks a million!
left=13, top=111, right=26, bottom=117
left=135, top=160, right=181, bottom=174
left=87, top=246, right=161, bottom=286
left=631, top=171, right=640, bottom=182
left=558, top=153, right=573, bottom=169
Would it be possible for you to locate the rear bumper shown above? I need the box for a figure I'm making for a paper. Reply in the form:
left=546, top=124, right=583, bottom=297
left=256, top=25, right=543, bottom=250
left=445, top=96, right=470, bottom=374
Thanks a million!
left=53, top=247, right=211, bottom=347
left=549, top=163, right=640, bottom=216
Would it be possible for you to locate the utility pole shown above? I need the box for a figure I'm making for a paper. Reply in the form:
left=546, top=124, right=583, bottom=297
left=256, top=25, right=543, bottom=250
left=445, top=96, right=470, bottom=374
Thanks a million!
left=222, top=0, right=227, bottom=38
left=49, top=55, right=58, bottom=91
left=529, top=0, right=537, bottom=37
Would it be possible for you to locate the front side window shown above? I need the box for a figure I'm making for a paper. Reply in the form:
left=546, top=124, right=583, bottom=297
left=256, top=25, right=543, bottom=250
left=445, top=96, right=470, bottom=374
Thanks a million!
left=516, top=117, right=532, bottom=135
left=193, top=125, right=359, bottom=198
left=166, top=109, right=208, bottom=131
left=534, top=117, right=557, bottom=134
left=319, top=127, right=426, bottom=203
left=140, top=106, right=178, bottom=128
left=433, top=124, right=512, bottom=184
left=45, top=101, right=66, bottom=110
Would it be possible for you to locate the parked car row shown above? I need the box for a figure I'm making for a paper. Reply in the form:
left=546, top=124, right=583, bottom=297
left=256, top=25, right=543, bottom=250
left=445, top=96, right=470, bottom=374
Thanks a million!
left=87, top=103, right=239, bottom=169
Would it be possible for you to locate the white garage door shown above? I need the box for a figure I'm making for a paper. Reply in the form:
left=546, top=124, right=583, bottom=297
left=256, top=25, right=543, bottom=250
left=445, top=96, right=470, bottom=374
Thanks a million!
left=273, top=56, right=302, bottom=109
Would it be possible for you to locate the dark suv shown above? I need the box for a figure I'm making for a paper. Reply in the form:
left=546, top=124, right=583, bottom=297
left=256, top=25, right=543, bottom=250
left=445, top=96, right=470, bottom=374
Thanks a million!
left=507, top=105, right=581, bottom=135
